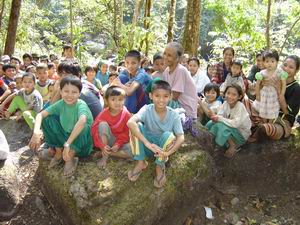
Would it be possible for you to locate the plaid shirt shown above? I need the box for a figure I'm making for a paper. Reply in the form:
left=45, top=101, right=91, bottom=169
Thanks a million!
left=214, top=62, right=232, bottom=84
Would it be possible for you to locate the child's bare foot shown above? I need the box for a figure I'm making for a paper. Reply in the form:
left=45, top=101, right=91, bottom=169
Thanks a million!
left=128, top=160, right=148, bottom=182
left=224, top=146, right=236, bottom=158
left=97, top=155, right=108, bottom=168
left=48, top=148, right=63, bottom=168
left=154, top=165, right=166, bottom=188
left=63, top=157, right=79, bottom=178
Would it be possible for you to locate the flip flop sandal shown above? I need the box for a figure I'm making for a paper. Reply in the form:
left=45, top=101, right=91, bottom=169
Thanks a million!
left=63, top=157, right=79, bottom=178
left=153, top=169, right=166, bottom=188
left=128, top=161, right=148, bottom=182
left=48, top=157, right=63, bottom=169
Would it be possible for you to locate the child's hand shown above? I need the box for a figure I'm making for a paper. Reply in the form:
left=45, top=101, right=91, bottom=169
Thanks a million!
left=102, top=145, right=111, bottom=156
left=111, top=145, right=119, bottom=153
left=29, top=133, right=42, bottom=151
left=145, top=142, right=160, bottom=154
left=156, top=150, right=168, bottom=161
left=111, top=77, right=122, bottom=87
left=210, top=115, right=219, bottom=122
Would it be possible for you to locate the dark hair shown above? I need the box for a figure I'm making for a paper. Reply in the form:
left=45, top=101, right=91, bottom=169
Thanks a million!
left=36, top=63, right=48, bottom=71
left=104, top=85, right=126, bottom=99
left=60, top=75, right=82, bottom=92
left=285, top=55, right=300, bottom=71
left=256, top=52, right=262, bottom=58
left=203, top=83, right=220, bottom=98
left=47, top=80, right=55, bottom=90
left=22, top=53, right=32, bottom=60
left=262, top=49, right=279, bottom=61
left=118, top=60, right=125, bottom=67
left=57, top=62, right=80, bottom=77
left=63, top=44, right=73, bottom=51
left=2, top=64, right=16, bottom=72
left=223, top=47, right=235, bottom=56
left=188, top=57, right=200, bottom=66
left=22, top=72, right=36, bottom=83
left=144, top=66, right=154, bottom=74
left=125, top=50, right=141, bottom=61
left=151, top=80, right=171, bottom=93
left=25, top=65, right=36, bottom=72
left=109, top=72, right=118, bottom=78
left=48, top=62, right=55, bottom=69
left=109, top=64, right=117, bottom=72
left=153, top=52, right=163, bottom=62
left=224, top=84, right=244, bottom=101
left=231, top=60, right=243, bottom=69
left=84, top=65, right=97, bottom=75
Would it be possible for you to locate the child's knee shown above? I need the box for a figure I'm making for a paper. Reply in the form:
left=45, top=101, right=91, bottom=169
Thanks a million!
left=98, top=122, right=110, bottom=135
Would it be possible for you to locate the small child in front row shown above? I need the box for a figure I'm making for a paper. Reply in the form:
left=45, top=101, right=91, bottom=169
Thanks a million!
left=198, top=83, right=222, bottom=125
left=220, top=60, right=245, bottom=96
left=254, top=50, right=288, bottom=122
left=91, top=86, right=132, bottom=168
left=4, top=73, right=43, bottom=129
left=206, top=84, right=251, bottom=158
left=127, top=80, right=184, bottom=188
left=29, top=76, right=94, bottom=177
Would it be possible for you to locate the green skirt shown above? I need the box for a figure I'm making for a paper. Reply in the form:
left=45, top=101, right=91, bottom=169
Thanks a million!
left=206, top=121, right=245, bottom=147
left=42, top=115, right=93, bottom=157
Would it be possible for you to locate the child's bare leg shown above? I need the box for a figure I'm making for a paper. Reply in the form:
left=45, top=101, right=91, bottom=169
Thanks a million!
left=63, top=149, right=78, bottom=177
left=97, top=134, right=109, bottom=168
left=224, top=137, right=236, bottom=158
left=110, top=151, right=131, bottom=159
left=48, top=147, right=63, bottom=168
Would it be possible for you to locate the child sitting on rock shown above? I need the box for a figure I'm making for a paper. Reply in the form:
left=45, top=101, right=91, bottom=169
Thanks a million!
left=127, top=80, right=184, bottom=188
left=29, top=76, right=94, bottom=178
left=91, top=86, right=132, bottom=168
left=4, top=73, right=43, bottom=129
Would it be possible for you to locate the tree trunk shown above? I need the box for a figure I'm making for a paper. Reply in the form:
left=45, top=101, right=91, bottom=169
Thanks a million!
left=113, top=0, right=123, bottom=49
left=167, top=0, right=176, bottom=43
left=129, top=0, right=143, bottom=50
left=182, top=0, right=201, bottom=56
left=266, top=0, right=272, bottom=49
left=140, top=0, right=151, bottom=55
left=4, top=0, right=22, bottom=55
left=0, top=0, right=5, bottom=30
left=69, top=0, right=73, bottom=46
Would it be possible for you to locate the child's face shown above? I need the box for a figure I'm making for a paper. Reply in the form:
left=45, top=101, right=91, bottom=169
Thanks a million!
left=208, top=66, right=217, bottom=77
left=48, top=67, right=55, bottom=76
left=150, top=89, right=172, bottom=110
left=205, top=89, right=218, bottom=103
left=188, top=60, right=199, bottom=75
left=153, top=58, right=165, bottom=73
left=108, top=75, right=117, bottom=84
left=36, top=69, right=48, bottom=83
left=5, top=68, right=16, bottom=80
left=107, top=95, right=125, bottom=112
left=264, top=57, right=278, bottom=71
left=15, top=78, right=23, bottom=90
left=64, top=48, right=73, bottom=58
left=60, top=84, right=80, bottom=105
left=225, top=87, right=241, bottom=106
left=100, top=64, right=108, bottom=74
left=86, top=70, right=96, bottom=80
left=22, top=76, right=35, bottom=92
left=125, top=57, right=140, bottom=75
left=231, top=64, right=242, bottom=76
left=256, top=56, right=264, bottom=69
left=23, top=57, right=31, bottom=66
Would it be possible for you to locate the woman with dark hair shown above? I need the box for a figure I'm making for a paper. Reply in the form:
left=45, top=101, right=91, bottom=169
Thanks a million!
left=249, top=55, right=300, bottom=142
left=214, top=47, right=235, bottom=84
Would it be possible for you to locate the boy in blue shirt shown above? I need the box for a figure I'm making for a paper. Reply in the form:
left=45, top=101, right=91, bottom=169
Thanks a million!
left=111, top=50, right=152, bottom=113
left=127, top=80, right=185, bottom=188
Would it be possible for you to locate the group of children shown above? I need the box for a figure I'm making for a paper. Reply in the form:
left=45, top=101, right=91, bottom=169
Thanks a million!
left=1, top=43, right=298, bottom=188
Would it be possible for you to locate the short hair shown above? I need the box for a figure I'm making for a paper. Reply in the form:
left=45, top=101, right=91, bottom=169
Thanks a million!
left=22, top=53, right=32, bottom=60
left=285, top=55, right=300, bottom=71
left=15, top=73, right=23, bottom=80
left=256, top=52, right=262, bottom=58
left=104, top=86, right=126, bottom=99
left=125, top=50, right=141, bottom=61
left=2, top=64, right=16, bottom=72
left=47, top=80, right=55, bottom=89
left=166, top=42, right=184, bottom=58
left=118, top=60, right=125, bottom=67
left=188, top=57, right=200, bottom=66
left=63, top=44, right=73, bottom=51
left=109, top=72, right=118, bottom=78
left=22, top=72, right=36, bottom=83
left=223, top=47, right=235, bottom=56
left=36, top=63, right=48, bottom=71
left=203, top=83, right=220, bottom=98
left=10, top=56, right=21, bottom=64
left=151, top=80, right=171, bottom=93
left=57, top=62, right=80, bottom=77
left=60, top=75, right=82, bottom=92
left=153, top=52, right=163, bottom=62
left=48, top=62, right=55, bottom=69
left=25, top=65, right=36, bottom=72
left=231, top=60, right=243, bottom=69
left=263, top=49, right=279, bottom=61
left=109, top=64, right=117, bottom=72
left=84, top=65, right=97, bottom=75
left=224, top=84, right=244, bottom=101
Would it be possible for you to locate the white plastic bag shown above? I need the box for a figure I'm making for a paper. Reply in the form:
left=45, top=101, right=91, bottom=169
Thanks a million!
left=0, top=129, right=9, bottom=160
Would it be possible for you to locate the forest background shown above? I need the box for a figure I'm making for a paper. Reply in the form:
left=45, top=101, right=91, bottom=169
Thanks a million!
left=0, top=0, right=300, bottom=69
